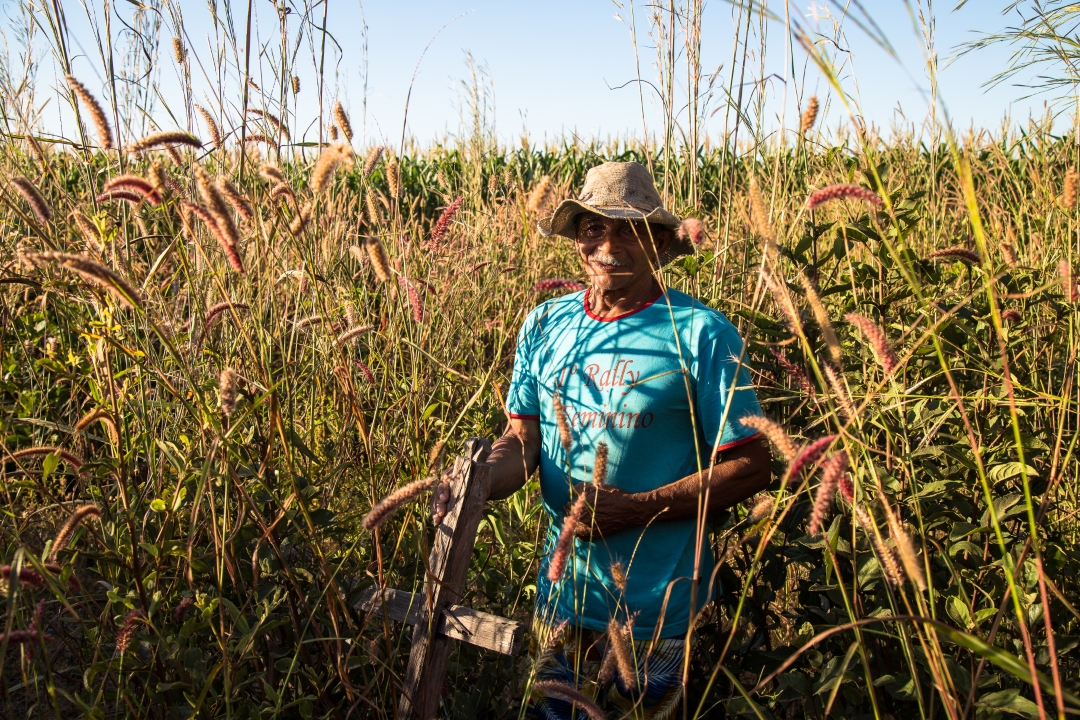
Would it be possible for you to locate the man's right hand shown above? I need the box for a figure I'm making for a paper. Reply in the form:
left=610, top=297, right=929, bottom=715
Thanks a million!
left=432, top=478, right=451, bottom=525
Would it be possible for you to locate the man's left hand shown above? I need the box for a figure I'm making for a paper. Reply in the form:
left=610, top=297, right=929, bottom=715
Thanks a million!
left=565, top=483, right=662, bottom=541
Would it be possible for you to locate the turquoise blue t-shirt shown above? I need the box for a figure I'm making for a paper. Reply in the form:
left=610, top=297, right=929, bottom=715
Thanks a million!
left=507, top=287, right=763, bottom=639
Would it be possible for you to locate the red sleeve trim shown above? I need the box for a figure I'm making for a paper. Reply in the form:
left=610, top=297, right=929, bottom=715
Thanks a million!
left=714, top=432, right=762, bottom=453
left=509, top=413, right=540, bottom=421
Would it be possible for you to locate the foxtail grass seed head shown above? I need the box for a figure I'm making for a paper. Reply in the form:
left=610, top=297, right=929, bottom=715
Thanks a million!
left=348, top=245, right=366, bottom=265
left=927, top=247, right=980, bottom=264
left=172, top=37, right=185, bottom=63
left=24, top=252, right=143, bottom=310
left=386, top=158, right=400, bottom=199
left=174, top=597, right=195, bottom=623
left=875, top=487, right=927, bottom=591
left=1001, top=308, right=1022, bottom=323
left=103, top=175, right=161, bottom=206
left=768, top=348, right=816, bottom=397
left=334, top=325, right=373, bottom=348
left=748, top=495, right=774, bottom=523
left=1000, top=243, right=1018, bottom=267
left=259, top=163, right=286, bottom=185
left=361, top=476, right=438, bottom=530
left=218, top=368, right=237, bottom=416
left=363, top=146, right=385, bottom=177
left=739, top=415, right=797, bottom=461
left=311, top=142, right=353, bottom=195
left=786, top=435, right=836, bottom=479
left=182, top=201, right=243, bottom=274
left=547, top=490, right=587, bottom=583
left=333, top=101, right=353, bottom=142
left=11, top=177, right=51, bottom=224
left=808, top=451, right=848, bottom=536
left=66, top=75, right=113, bottom=150
left=800, top=96, right=819, bottom=134
left=217, top=178, right=255, bottom=223
left=365, top=191, right=384, bottom=226
left=129, top=130, right=202, bottom=153
left=0, top=565, right=47, bottom=589
left=247, top=108, right=290, bottom=141
left=355, top=360, right=376, bottom=384
left=607, top=619, right=637, bottom=690
left=839, top=475, right=855, bottom=502
left=823, top=363, right=855, bottom=422
left=610, top=560, right=626, bottom=591
left=429, top=196, right=463, bottom=248
left=398, top=278, right=424, bottom=322
left=531, top=682, right=605, bottom=720
left=855, top=506, right=905, bottom=586
left=1062, top=169, right=1078, bottom=210
left=194, top=105, right=221, bottom=149
left=49, top=504, right=101, bottom=563
left=553, top=393, right=572, bottom=455
left=748, top=176, right=774, bottom=241
left=762, top=268, right=803, bottom=338
left=527, top=175, right=553, bottom=213
left=1060, top=259, right=1077, bottom=302
left=74, top=408, right=119, bottom=444
left=533, top=279, right=585, bottom=293
left=677, top=217, right=706, bottom=246
left=806, top=184, right=884, bottom=211
left=798, top=271, right=841, bottom=365
left=846, top=312, right=899, bottom=375
left=116, top=610, right=144, bottom=654
left=366, top=238, right=391, bottom=282
left=72, top=211, right=103, bottom=251
left=328, top=124, right=339, bottom=141
left=291, top=75, right=300, bottom=94
left=427, top=440, right=446, bottom=470
left=592, top=441, right=609, bottom=485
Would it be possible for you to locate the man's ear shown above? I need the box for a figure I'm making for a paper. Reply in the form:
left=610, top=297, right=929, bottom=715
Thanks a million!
left=652, top=228, right=674, bottom=260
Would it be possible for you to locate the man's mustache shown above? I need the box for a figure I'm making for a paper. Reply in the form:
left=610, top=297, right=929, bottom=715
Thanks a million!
left=588, top=251, right=628, bottom=267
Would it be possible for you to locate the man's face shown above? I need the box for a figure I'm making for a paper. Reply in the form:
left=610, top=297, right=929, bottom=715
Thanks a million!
left=574, top=214, right=673, bottom=292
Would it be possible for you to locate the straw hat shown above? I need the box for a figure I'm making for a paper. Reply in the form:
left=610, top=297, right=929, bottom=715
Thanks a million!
left=537, top=161, right=691, bottom=265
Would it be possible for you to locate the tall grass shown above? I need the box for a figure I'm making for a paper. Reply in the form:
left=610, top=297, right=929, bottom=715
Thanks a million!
left=0, top=1, right=1077, bottom=719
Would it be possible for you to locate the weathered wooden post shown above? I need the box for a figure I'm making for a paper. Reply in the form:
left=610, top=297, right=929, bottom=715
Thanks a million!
left=356, top=438, right=524, bottom=719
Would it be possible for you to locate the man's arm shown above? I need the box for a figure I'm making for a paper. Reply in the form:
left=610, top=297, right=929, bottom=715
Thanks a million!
left=570, top=435, right=771, bottom=539
left=432, top=417, right=542, bottom=524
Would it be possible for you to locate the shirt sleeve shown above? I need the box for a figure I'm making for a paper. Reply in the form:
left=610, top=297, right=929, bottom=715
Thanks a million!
left=695, top=319, right=764, bottom=452
left=506, top=310, right=541, bottom=420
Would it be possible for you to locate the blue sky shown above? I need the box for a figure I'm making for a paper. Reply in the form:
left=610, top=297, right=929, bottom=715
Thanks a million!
left=9, top=1, right=1068, bottom=148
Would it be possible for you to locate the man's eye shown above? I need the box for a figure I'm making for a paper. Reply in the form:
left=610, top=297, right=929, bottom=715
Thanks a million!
left=584, top=224, right=606, bottom=236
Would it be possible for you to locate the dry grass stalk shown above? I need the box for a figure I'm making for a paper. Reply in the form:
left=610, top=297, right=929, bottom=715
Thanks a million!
left=334, top=325, right=373, bottom=347
left=607, top=619, right=637, bottom=690
left=363, top=146, right=385, bottom=177
left=553, top=393, right=572, bottom=455
left=806, top=184, right=883, bottom=210
left=846, top=313, right=899, bottom=375
left=333, top=101, right=353, bottom=142
left=1062, top=169, right=1078, bottom=210
left=366, top=238, right=391, bottom=282
left=800, top=96, right=819, bottom=134
left=216, top=179, right=255, bottom=223
left=48, top=504, right=101, bottom=563
left=65, top=75, right=113, bottom=150
left=129, top=130, right=202, bottom=153
left=823, top=363, right=855, bottom=421
left=547, top=490, right=587, bottom=582
left=219, top=368, right=237, bottom=416
left=808, top=450, right=847, bottom=536
left=531, top=682, right=604, bottom=720
left=739, top=416, right=797, bottom=461
left=592, top=442, right=609, bottom=485
left=311, top=143, right=354, bottom=195
left=74, top=408, right=119, bottom=444
left=361, top=476, right=438, bottom=530
left=526, top=175, right=553, bottom=213
left=11, top=177, right=51, bottom=223
left=247, top=108, right=290, bottom=141
left=24, top=251, right=143, bottom=310
left=798, top=271, right=841, bottom=365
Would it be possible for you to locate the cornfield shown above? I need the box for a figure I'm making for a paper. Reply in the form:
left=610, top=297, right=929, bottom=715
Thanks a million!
left=1, top=1, right=1078, bottom=718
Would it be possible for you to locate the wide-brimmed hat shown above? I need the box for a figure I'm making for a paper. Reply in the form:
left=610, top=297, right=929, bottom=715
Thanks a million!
left=537, top=161, right=692, bottom=265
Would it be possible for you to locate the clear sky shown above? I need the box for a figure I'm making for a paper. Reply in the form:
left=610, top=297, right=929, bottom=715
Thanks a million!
left=7, top=1, right=1068, bottom=149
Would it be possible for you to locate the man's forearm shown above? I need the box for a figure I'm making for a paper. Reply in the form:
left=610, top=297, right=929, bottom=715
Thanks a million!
left=633, top=438, right=771, bottom=523
left=486, top=432, right=531, bottom=501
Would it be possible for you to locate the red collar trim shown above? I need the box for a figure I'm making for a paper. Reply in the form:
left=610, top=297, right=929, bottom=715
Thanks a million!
left=583, top=287, right=664, bottom=322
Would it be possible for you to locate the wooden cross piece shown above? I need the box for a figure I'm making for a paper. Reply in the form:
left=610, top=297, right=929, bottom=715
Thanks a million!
left=356, top=437, right=525, bottom=719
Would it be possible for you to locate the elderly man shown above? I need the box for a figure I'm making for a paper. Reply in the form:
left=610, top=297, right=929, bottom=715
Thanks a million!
left=434, top=161, right=770, bottom=718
